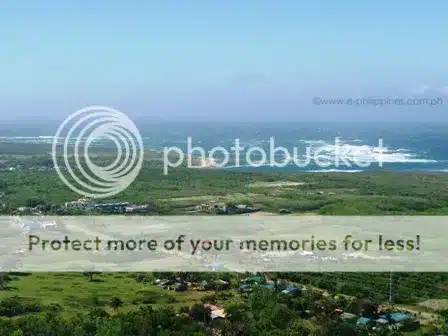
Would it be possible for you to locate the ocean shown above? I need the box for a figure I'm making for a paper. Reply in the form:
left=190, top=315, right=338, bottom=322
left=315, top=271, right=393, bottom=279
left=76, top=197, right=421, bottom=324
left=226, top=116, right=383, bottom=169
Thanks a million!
left=1, top=122, right=447, bottom=173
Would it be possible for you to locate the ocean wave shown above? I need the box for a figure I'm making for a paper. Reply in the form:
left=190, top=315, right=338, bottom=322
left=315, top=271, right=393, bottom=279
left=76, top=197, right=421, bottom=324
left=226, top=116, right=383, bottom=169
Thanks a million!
left=305, top=169, right=363, bottom=173
left=0, top=136, right=439, bottom=166
left=299, top=139, right=327, bottom=145
left=298, top=140, right=437, bottom=164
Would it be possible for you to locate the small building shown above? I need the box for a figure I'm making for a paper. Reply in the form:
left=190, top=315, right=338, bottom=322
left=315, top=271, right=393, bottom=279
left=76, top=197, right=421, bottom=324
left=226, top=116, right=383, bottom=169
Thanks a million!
left=200, top=280, right=214, bottom=291
left=203, top=304, right=220, bottom=312
left=375, top=318, right=389, bottom=327
left=158, top=279, right=174, bottom=288
left=281, top=285, right=300, bottom=295
left=211, top=309, right=227, bottom=320
left=379, top=312, right=418, bottom=329
left=125, top=204, right=152, bottom=213
left=214, top=279, right=230, bottom=290
left=246, top=206, right=260, bottom=212
left=357, top=317, right=374, bottom=327
left=93, top=202, right=129, bottom=213
left=387, top=313, right=410, bottom=323
left=175, top=283, right=188, bottom=292
left=341, top=313, right=359, bottom=327
left=341, top=312, right=357, bottom=320
left=239, top=284, right=251, bottom=292
left=65, top=198, right=93, bottom=210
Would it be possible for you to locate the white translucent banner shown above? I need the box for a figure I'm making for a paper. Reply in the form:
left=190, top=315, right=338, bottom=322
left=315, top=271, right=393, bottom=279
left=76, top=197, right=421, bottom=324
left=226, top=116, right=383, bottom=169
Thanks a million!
left=0, top=216, right=445, bottom=272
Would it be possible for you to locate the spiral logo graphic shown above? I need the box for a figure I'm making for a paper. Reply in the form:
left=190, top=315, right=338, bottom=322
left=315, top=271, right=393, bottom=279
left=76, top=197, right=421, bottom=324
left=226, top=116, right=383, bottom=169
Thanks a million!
left=52, top=106, right=144, bottom=198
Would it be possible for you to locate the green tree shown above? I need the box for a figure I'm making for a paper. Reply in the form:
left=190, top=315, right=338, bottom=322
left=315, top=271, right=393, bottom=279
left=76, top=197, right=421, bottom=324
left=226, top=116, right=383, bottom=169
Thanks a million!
left=82, top=271, right=101, bottom=282
left=108, top=296, right=123, bottom=314
left=286, top=318, right=315, bottom=336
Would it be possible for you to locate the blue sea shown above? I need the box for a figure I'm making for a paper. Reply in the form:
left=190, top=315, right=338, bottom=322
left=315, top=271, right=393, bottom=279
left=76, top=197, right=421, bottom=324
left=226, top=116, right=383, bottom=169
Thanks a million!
left=1, top=122, right=448, bottom=173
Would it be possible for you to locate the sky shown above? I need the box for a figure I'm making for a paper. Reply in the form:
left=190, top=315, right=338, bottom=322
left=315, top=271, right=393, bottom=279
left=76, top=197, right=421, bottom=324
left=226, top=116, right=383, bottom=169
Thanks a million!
left=1, top=1, right=447, bottom=122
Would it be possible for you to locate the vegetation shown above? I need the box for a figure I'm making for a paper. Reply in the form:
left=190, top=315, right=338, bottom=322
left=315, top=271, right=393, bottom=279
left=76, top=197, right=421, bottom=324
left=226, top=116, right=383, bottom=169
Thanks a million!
left=2, top=168, right=448, bottom=215
left=0, top=146, right=447, bottom=334
left=0, top=272, right=445, bottom=335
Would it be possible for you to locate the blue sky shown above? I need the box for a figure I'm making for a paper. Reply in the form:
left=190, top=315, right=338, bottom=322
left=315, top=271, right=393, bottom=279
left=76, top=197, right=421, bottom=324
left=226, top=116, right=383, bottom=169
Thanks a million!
left=1, top=1, right=447, bottom=122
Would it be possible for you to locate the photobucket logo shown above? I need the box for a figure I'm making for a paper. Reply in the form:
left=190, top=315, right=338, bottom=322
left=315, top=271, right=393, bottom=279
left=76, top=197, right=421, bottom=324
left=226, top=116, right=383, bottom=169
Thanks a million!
left=52, top=106, right=144, bottom=198
left=163, top=137, right=384, bottom=174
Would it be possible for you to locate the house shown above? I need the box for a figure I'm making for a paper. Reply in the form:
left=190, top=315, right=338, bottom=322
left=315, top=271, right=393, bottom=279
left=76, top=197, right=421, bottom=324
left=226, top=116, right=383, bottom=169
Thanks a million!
left=125, top=204, right=152, bottom=213
left=157, top=279, right=174, bottom=288
left=200, top=280, right=214, bottom=291
left=281, top=285, right=300, bottom=295
left=214, top=279, right=230, bottom=290
left=211, top=309, right=227, bottom=320
left=375, top=318, right=389, bottom=327
left=175, top=283, right=188, bottom=292
left=340, top=312, right=359, bottom=327
left=239, top=284, right=251, bottom=292
left=243, top=275, right=265, bottom=285
left=65, top=199, right=93, bottom=210
left=231, top=204, right=261, bottom=214
left=203, top=304, right=220, bottom=312
left=357, top=317, right=374, bottom=327
left=247, top=206, right=260, bottom=212
left=378, top=312, right=418, bottom=329
left=341, top=312, right=357, bottom=320
left=379, top=313, right=410, bottom=323
left=93, top=202, right=129, bottom=213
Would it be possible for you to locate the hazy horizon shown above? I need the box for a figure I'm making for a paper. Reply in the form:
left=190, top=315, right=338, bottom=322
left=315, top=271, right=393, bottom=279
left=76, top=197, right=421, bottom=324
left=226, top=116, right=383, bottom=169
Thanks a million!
left=1, top=1, right=447, bottom=123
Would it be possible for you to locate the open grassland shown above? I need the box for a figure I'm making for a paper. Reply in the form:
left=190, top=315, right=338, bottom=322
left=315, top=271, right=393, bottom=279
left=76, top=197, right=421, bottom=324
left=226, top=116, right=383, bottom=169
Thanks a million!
left=0, top=272, right=213, bottom=317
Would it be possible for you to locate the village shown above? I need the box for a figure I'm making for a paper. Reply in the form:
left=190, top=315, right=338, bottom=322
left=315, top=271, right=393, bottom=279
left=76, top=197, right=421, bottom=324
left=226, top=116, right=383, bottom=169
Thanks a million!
left=10, top=197, right=295, bottom=216
left=146, top=272, right=423, bottom=333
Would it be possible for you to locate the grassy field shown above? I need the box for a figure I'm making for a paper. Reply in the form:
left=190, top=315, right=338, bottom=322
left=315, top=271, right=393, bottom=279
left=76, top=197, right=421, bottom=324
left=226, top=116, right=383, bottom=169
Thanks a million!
left=0, top=272, right=214, bottom=317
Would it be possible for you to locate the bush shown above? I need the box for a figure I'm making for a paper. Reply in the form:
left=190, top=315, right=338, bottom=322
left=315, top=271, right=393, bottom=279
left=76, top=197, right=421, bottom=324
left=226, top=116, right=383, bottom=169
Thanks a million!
left=47, top=303, right=63, bottom=312
left=178, top=306, right=190, bottom=314
left=200, top=294, right=218, bottom=304
left=135, top=273, right=154, bottom=283
left=0, top=296, right=42, bottom=317
left=131, top=290, right=159, bottom=305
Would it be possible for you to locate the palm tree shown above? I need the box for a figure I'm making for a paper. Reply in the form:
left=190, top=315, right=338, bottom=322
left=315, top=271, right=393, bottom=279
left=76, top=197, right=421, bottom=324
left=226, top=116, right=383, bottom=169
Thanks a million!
left=108, top=296, right=123, bottom=314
